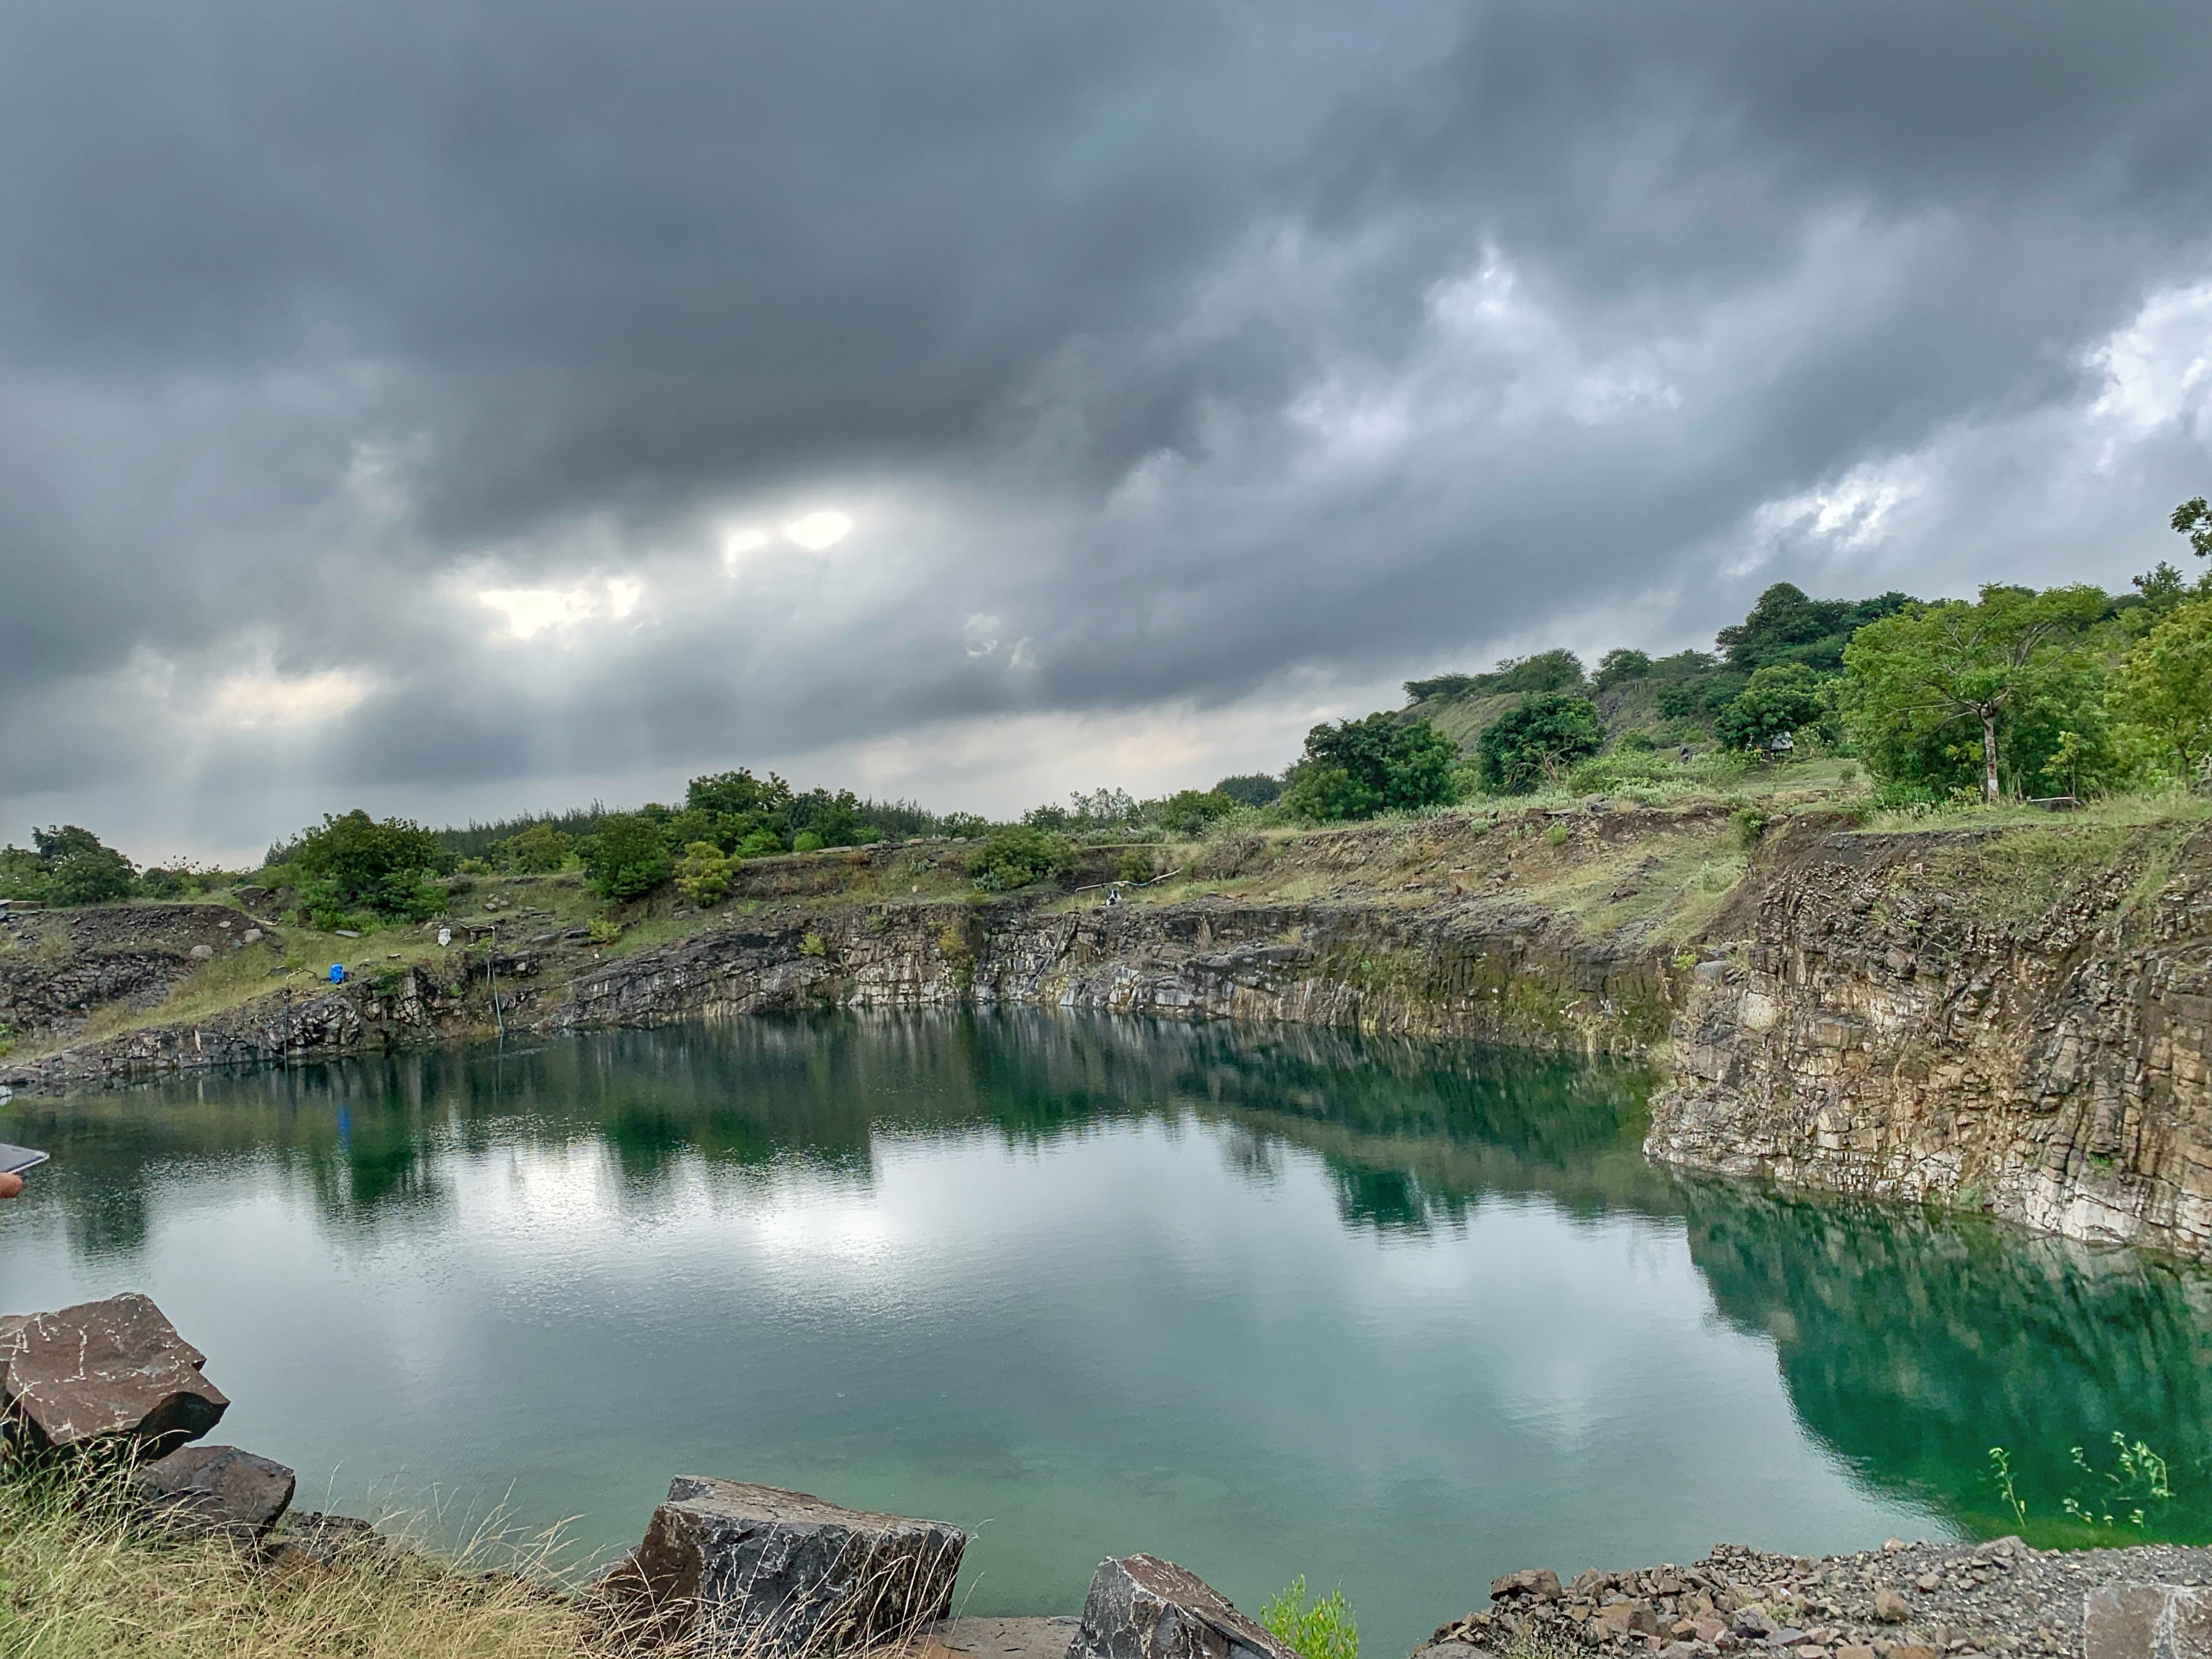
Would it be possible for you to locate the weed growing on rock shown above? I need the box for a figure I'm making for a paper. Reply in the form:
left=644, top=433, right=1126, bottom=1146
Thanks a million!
left=1260, top=1577, right=1358, bottom=1659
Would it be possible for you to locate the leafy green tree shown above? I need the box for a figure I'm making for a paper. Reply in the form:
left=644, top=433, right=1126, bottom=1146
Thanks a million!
left=1593, top=648, right=1654, bottom=690
left=493, top=823, right=574, bottom=873
left=579, top=812, right=674, bottom=900
left=1714, top=664, right=1830, bottom=753
left=1718, top=583, right=1916, bottom=674
left=1839, top=585, right=2108, bottom=804
left=1282, top=714, right=1459, bottom=821
left=2172, top=496, right=2212, bottom=561
left=1213, top=773, right=1282, bottom=808
left=2112, top=599, right=2212, bottom=783
left=1473, top=694, right=1603, bottom=794
left=288, top=810, right=445, bottom=922
left=11, top=826, right=138, bottom=906
left=967, top=827, right=1077, bottom=891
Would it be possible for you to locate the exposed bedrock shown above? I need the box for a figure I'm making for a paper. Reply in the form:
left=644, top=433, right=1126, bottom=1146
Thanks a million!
left=554, top=898, right=1678, bottom=1057
left=1646, top=816, right=2212, bottom=1259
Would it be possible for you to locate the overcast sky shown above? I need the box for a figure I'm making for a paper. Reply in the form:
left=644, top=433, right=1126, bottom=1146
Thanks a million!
left=5, top=0, right=2212, bottom=862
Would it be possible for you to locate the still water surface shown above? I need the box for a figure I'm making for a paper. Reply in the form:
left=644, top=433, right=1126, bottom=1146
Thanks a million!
left=3, top=1014, right=2207, bottom=1653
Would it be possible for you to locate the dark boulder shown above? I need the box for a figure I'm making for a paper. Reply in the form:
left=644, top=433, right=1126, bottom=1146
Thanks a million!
left=0, top=1293, right=228, bottom=1454
left=1064, top=1555, right=1297, bottom=1659
left=132, top=1444, right=295, bottom=1541
left=596, top=1477, right=966, bottom=1655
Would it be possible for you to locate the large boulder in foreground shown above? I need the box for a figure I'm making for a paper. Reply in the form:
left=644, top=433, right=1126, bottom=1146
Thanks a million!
left=1065, top=1555, right=1298, bottom=1659
left=0, top=1293, right=228, bottom=1454
left=132, top=1444, right=295, bottom=1542
left=596, top=1477, right=966, bottom=1655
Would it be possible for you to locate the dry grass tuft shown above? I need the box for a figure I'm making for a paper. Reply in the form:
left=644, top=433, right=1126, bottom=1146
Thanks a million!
left=0, top=1457, right=606, bottom=1659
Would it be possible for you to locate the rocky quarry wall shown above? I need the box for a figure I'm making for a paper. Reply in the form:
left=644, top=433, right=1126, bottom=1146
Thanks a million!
left=8, top=810, right=2210, bottom=1262
left=1646, top=816, right=2212, bottom=1260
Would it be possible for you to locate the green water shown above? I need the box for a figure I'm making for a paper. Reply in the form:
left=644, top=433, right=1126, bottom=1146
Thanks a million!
left=2, top=1012, right=2205, bottom=1653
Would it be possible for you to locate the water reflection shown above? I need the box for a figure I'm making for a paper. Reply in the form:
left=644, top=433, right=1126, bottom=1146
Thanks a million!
left=2, top=1009, right=2205, bottom=1599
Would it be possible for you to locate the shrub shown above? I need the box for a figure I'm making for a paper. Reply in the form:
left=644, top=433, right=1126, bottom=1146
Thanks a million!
left=791, top=830, right=826, bottom=853
left=493, top=823, right=574, bottom=873
left=968, top=827, right=1077, bottom=892
left=1730, top=806, right=1772, bottom=850
left=1148, top=789, right=1235, bottom=837
left=1475, top=693, right=1603, bottom=793
left=674, top=842, right=735, bottom=907
left=1261, top=1578, right=1359, bottom=1659
left=1282, top=713, right=1458, bottom=821
left=1116, top=849, right=1155, bottom=884
left=1715, top=663, right=1830, bottom=753
left=579, top=812, right=673, bottom=900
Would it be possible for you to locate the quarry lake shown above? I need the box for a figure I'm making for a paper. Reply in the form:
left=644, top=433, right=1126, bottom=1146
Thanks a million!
left=3, top=1012, right=2207, bottom=1654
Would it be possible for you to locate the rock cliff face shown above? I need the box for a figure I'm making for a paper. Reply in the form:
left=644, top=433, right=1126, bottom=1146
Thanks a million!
left=1646, top=816, right=2212, bottom=1259
left=553, top=898, right=1681, bottom=1057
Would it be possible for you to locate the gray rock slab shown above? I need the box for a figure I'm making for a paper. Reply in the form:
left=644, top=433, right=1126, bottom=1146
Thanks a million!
left=915, top=1616, right=1084, bottom=1659
left=1065, top=1555, right=1297, bottom=1659
left=132, top=1444, right=295, bottom=1541
left=2086, top=1585, right=2212, bottom=1659
left=0, top=1293, right=228, bottom=1454
left=598, top=1477, right=966, bottom=1656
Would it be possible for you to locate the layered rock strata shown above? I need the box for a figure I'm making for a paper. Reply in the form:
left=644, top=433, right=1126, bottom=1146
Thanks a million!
left=1647, top=817, right=2212, bottom=1258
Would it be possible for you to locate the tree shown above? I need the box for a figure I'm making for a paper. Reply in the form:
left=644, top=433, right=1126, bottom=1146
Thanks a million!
left=579, top=812, right=673, bottom=900
left=20, top=825, right=136, bottom=906
left=1473, top=694, right=1603, bottom=794
left=1717, top=583, right=1915, bottom=674
left=1214, top=773, right=1283, bottom=808
left=1714, top=664, right=1829, bottom=753
left=2112, top=599, right=2212, bottom=783
left=2172, top=496, right=2212, bottom=561
left=288, top=810, right=445, bottom=920
left=1839, top=585, right=2107, bottom=804
left=1593, top=648, right=1653, bottom=690
left=1282, top=713, right=1459, bottom=821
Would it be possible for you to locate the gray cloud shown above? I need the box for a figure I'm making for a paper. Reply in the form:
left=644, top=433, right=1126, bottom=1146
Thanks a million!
left=4, top=0, right=2212, bottom=856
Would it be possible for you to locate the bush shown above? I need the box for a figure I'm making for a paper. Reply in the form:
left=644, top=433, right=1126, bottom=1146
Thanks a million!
left=1261, top=1578, right=1358, bottom=1659
left=284, top=810, right=445, bottom=926
left=579, top=813, right=673, bottom=900
left=492, top=823, right=574, bottom=873
left=674, top=842, right=735, bottom=907
left=968, top=827, right=1077, bottom=892
left=1475, top=693, right=1603, bottom=793
left=791, top=830, right=825, bottom=853
left=1282, top=713, right=1459, bottom=821
left=1715, top=663, right=1830, bottom=753
left=1148, top=789, right=1236, bottom=837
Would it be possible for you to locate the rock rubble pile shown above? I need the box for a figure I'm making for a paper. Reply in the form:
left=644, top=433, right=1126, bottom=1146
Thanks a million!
left=1426, top=1539, right=2212, bottom=1659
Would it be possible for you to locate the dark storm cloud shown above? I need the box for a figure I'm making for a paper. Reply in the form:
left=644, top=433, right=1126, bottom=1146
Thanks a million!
left=4, top=0, right=2212, bottom=850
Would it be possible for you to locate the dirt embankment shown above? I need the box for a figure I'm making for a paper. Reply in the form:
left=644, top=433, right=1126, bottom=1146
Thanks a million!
left=6, top=800, right=2210, bottom=1261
